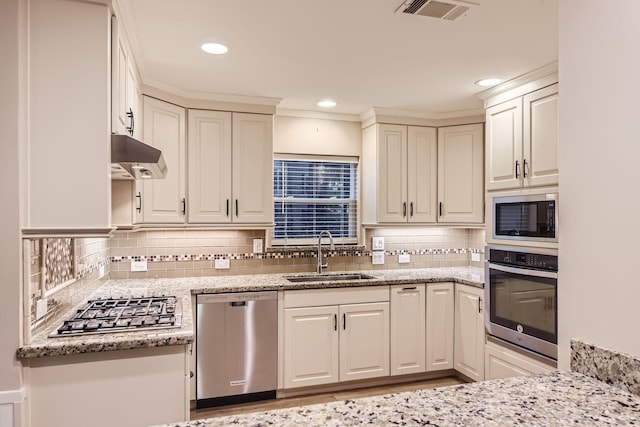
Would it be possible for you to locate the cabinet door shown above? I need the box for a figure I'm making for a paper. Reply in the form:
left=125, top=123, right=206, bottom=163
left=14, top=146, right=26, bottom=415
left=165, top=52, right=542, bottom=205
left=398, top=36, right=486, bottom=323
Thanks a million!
left=187, top=110, right=232, bottom=223
left=390, top=285, right=426, bottom=376
left=407, top=127, right=437, bottom=223
left=437, top=124, right=484, bottom=223
left=523, top=84, right=559, bottom=188
left=484, top=340, right=555, bottom=381
left=454, top=284, right=484, bottom=381
left=142, top=96, right=186, bottom=223
left=377, top=124, right=407, bottom=223
left=232, top=113, right=273, bottom=224
left=339, top=302, right=390, bottom=381
left=126, top=60, right=141, bottom=139
left=111, top=17, right=128, bottom=135
left=485, top=98, right=523, bottom=191
left=426, top=282, right=454, bottom=372
left=283, top=306, right=339, bottom=388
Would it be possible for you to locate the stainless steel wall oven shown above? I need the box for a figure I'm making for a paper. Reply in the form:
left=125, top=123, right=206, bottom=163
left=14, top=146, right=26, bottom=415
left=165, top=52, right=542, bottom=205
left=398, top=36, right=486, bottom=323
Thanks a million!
left=485, top=246, right=558, bottom=360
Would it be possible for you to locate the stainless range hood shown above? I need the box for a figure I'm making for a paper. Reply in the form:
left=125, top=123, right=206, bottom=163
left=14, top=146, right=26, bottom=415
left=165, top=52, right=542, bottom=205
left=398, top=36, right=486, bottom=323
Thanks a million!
left=111, top=134, right=167, bottom=180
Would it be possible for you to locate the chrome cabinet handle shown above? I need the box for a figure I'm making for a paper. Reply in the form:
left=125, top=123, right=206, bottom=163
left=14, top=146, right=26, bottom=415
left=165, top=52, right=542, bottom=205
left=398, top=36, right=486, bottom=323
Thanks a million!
left=135, top=192, right=142, bottom=213
left=478, top=297, right=483, bottom=313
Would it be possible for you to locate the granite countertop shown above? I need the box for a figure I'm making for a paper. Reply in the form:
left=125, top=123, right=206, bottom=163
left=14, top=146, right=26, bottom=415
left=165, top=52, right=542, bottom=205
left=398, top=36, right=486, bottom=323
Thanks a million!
left=157, top=371, right=640, bottom=427
left=17, top=266, right=483, bottom=359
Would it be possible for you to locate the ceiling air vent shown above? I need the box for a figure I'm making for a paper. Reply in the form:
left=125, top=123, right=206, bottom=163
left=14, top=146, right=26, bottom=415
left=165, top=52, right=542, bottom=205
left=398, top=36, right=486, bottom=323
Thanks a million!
left=396, top=0, right=477, bottom=21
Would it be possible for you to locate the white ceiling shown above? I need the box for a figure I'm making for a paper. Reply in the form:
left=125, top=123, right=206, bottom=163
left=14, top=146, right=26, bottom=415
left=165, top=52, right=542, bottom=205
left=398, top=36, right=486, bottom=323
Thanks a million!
left=118, top=0, right=558, bottom=118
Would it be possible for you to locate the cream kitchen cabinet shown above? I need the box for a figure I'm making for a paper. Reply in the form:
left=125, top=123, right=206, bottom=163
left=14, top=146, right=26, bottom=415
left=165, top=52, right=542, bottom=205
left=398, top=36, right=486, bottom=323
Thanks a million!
left=426, top=282, right=454, bottom=372
left=111, top=16, right=142, bottom=139
left=187, top=110, right=273, bottom=224
left=26, top=0, right=111, bottom=231
left=484, top=339, right=556, bottom=381
left=362, top=124, right=437, bottom=224
left=282, top=287, right=389, bottom=389
left=485, top=84, right=559, bottom=191
left=454, top=284, right=485, bottom=382
left=437, top=124, right=484, bottom=223
left=141, top=96, right=187, bottom=223
left=390, top=284, right=426, bottom=376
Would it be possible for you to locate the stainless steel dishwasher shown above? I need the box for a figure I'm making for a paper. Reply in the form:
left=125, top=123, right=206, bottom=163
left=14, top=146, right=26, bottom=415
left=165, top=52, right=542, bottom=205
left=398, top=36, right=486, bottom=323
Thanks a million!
left=195, top=291, right=278, bottom=409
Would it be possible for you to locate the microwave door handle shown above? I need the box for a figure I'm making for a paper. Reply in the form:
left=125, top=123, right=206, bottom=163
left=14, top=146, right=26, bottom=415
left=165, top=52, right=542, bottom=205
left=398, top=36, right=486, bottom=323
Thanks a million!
left=488, top=262, right=558, bottom=280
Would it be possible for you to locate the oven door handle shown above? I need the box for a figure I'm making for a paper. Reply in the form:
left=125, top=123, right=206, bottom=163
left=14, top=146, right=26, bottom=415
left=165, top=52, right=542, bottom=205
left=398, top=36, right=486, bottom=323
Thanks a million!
left=488, top=262, right=558, bottom=279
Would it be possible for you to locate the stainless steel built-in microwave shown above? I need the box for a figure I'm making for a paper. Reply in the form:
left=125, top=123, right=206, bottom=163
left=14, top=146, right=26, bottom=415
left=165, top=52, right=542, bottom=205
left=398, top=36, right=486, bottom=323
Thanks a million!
left=492, top=193, right=558, bottom=243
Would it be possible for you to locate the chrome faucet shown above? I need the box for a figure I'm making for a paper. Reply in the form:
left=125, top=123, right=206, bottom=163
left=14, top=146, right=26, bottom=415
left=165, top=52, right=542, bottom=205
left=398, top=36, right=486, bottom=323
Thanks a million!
left=317, top=231, right=335, bottom=274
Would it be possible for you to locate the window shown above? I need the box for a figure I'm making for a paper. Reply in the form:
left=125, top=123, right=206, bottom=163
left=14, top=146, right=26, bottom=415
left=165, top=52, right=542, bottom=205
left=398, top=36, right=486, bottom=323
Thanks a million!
left=273, top=156, right=358, bottom=245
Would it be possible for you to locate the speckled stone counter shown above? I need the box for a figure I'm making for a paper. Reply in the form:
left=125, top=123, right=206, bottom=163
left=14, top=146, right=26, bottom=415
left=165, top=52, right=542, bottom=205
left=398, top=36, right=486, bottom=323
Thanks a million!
left=17, top=267, right=483, bottom=359
left=155, top=371, right=640, bottom=426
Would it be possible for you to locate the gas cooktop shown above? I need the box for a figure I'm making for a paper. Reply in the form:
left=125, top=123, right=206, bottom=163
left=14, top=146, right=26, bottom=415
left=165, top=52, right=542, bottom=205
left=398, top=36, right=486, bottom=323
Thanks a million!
left=51, top=296, right=182, bottom=337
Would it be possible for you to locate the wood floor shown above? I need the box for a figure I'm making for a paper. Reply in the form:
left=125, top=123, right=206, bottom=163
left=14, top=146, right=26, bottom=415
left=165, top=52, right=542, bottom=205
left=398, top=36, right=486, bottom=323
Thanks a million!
left=190, top=376, right=464, bottom=421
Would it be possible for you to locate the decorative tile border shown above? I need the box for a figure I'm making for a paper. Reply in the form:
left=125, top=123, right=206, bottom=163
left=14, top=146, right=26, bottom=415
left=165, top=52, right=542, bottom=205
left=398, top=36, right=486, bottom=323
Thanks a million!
left=571, top=339, right=640, bottom=397
left=109, top=247, right=483, bottom=263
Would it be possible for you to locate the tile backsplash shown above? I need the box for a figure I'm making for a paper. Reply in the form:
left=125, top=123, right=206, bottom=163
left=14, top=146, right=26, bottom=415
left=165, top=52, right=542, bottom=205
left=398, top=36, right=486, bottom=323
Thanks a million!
left=25, top=227, right=485, bottom=337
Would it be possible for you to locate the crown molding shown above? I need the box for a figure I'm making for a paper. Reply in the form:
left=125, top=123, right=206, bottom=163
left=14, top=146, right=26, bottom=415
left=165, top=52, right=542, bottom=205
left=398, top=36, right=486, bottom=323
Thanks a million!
left=275, top=108, right=362, bottom=122
left=477, top=61, right=558, bottom=107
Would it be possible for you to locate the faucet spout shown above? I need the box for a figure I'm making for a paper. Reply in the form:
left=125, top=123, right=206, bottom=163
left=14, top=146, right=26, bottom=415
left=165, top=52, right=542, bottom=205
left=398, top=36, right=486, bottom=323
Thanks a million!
left=317, top=231, right=335, bottom=274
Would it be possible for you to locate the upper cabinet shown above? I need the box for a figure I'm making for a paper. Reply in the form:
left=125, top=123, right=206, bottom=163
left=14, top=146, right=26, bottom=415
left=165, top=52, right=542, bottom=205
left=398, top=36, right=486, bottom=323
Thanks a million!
left=362, top=122, right=483, bottom=225
left=363, top=124, right=437, bottom=223
left=142, top=96, right=187, bottom=223
left=187, top=110, right=273, bottom=225
left=111, top=16, right=141, bottom=139
left=485, top=79, right=558, bottom=191
left=26, top=0, right=111, bottom=232
left=437, top=124, right=484, bottom=223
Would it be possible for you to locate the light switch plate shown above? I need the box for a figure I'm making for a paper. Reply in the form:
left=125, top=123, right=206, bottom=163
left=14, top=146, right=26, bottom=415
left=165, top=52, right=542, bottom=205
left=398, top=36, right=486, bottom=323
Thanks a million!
left=399, top=253, right=410, bottom=263
left=372, top=237, right=385, bottom=250
left=471, top=253, right=481, bottom=262
left=215, top=258, right=230, bottom=269
left=372, top=252, right=385, bottom=265
left=253, top=238, right=263, bottom=253
left=131, top=260, right=148, bottom=272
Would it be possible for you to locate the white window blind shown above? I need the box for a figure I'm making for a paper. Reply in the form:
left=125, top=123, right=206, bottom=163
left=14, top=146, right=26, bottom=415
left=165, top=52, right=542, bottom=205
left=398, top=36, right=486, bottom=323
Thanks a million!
left=273, top=156, right=358, bottom=245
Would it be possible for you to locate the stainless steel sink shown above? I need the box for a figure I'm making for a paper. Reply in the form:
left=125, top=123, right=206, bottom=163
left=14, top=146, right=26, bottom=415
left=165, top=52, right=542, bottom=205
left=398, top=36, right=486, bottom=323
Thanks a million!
left=285, top=273, right=377, bottom=283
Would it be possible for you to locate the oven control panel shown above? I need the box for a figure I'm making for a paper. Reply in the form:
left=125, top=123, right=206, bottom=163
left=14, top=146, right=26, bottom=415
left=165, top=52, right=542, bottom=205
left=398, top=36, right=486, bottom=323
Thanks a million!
left=488, top=248, right=558, bottom=271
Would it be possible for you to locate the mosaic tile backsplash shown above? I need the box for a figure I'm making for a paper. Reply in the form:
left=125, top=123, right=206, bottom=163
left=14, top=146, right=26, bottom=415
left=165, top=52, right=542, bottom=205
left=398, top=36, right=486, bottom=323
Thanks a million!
left=26, top=227, right=485, bottom=337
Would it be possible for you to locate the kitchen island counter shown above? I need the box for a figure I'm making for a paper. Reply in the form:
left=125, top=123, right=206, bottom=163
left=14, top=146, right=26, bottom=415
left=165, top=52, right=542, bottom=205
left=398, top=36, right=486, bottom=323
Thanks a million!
left=156, top=370, right=640, bottom=426
left=17, top=266, right=482, bottom=358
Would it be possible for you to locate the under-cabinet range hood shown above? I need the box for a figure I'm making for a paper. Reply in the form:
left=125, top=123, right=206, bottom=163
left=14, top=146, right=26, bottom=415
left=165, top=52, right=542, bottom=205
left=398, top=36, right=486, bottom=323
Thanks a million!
left=111, top=134, right=167, bottom=180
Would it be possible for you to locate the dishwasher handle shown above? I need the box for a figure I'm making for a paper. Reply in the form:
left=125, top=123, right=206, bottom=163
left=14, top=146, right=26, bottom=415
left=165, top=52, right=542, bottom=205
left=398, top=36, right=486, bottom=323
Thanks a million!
left=230, top=301, right=247, bottom=307
left=197, top=291, right=277, bottom=304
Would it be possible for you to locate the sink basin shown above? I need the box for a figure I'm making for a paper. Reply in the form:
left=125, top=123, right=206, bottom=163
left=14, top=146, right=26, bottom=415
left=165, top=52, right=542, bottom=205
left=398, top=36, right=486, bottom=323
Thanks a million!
left=285, top=273, right=377, bottom=283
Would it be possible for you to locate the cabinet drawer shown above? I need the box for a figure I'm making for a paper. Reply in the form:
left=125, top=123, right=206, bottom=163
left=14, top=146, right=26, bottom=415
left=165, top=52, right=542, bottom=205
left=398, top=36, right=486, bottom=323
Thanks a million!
left=284, top=286, right=389, bottom=308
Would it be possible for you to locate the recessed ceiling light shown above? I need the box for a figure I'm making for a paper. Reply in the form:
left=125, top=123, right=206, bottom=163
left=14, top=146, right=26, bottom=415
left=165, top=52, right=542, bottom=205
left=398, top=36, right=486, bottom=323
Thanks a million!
left=475, top=78, right=502, bottom=87
left=317, top=100, right=337, bottom=108
left=201, top=42, right=228, bottom=55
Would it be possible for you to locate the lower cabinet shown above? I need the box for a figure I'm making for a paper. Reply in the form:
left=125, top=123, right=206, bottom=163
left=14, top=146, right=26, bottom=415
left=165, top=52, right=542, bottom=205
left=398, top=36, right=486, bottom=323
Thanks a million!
left=484, top=339, right=556, bottom=380
left=426, top=282, right=454, bottom=371
left=390, top=284, right=426, bottom=376
left=454, top=283, right=485, bottom=381
left=282, top=287, right=390, bottom=389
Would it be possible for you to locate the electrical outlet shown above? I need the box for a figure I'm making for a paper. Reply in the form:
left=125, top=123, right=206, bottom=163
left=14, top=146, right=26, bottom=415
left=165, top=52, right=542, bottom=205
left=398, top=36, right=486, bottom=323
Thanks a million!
left=131, top=260, right=148, bottom=272
left=399, top=253, right=410, bottom=263
left=36, top=299, right=48, bottom=320
left=253, top=238, right=263, bottom=253
left=99, top=265, right=106, bottom=278
left=372, top=252, right=385, bottom=265
left=372, top=237, right=385, bottom=250
left=215, top=258, right=230, bottom=269
left=471, top=253, right=481, bottom=262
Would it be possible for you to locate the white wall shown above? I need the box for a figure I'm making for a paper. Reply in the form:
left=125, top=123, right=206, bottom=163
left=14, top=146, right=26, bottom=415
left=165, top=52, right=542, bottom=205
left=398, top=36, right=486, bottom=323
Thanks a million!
left=558, top=0, right=640, bottom=369
left=0, top=0, right=27, bottom=424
